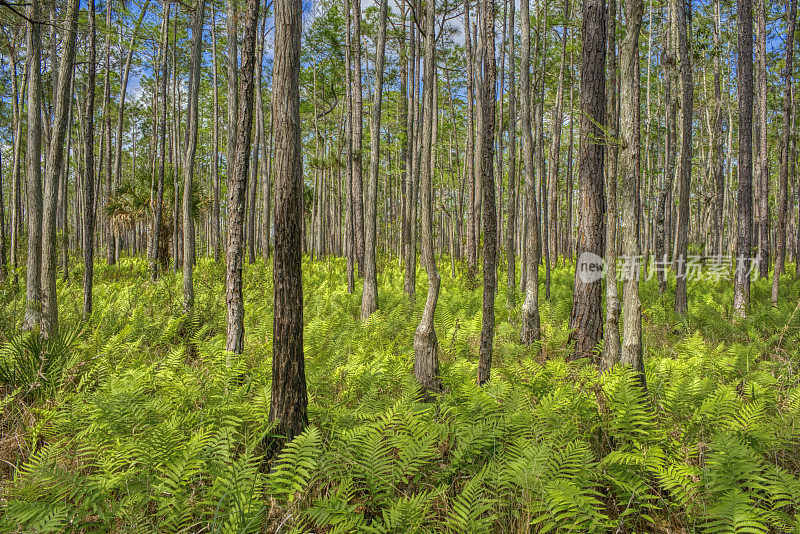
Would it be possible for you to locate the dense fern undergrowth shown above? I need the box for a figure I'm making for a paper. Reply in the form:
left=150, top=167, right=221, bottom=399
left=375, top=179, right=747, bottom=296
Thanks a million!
left=1, top=256, right=800, bottom=532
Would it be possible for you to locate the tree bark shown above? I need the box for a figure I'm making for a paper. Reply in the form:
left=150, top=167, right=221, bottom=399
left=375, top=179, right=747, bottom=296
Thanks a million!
left=270, top=0, right=308, bottom=444
left=674, top=0, right=693, bottom=315
left=41, top=0, right=79, bottom=337
left=83, top=0, right=97, bottom=319
left=734, top=0, right=754, bottom=319
left=23, top=0, right=43, bottom=331
left=773, top=0, right=797, bottom=305
left=150, top=1, right=169, bottom=281
left=361, top=0, right=388, bottom=320
left=183, top=0, right=206, bottom=316
left=477, top=0, right=497, bottom=385
left=506, top=0, right=517, bottom=303
left=226, top=0, right=259, bottom=353
left=619, top=0, right=645, bottom=385
left=756, top=0, right=769, bottom=278
left=520, top=0, right=541, bottom=345
left=414, top=0, right=442, bottom=393
left=569, top=0, right=606, bottom=361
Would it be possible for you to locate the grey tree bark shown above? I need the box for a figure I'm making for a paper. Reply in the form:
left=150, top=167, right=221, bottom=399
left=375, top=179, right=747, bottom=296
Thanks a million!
left=773, top=0, right=797, bottom=305
left=414, top=0, right=443, bottom=393
left=23, top=0, right=43, bottom=331
left=619, top=0, right=645, bottom=385
left=360, top=0, right=388, bottom=320
left=506, top=0, right=517, bottom=303
left=41, top=0, right=79, bottom=338
left=520, top=0, right=541, bottom=345
left=183, top=0, right=206, bottom=316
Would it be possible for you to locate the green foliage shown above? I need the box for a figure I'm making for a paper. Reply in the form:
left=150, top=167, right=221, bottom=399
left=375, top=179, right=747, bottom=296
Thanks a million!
left=1, top=257, right=799, bottom=532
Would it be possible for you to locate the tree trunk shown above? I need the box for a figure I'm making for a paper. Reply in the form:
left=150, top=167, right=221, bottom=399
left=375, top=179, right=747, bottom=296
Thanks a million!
left=603, top=0, right=620, bottom=368
left=712, top=0, right=725, bottom=256
left=465, top=0, right=477, bottom=276
left=477, top=0, right=497, bottom=385
left=270, top=0, right=308, bottom=445
left=351, top=0, right=365, bottom=276
left=734, top=0, right=754, bottom=319
left=41, top=0, right=79, bottom=337
left=569, top=0, right=606, bottom=362
left=756, top=0, right=769, bottom=278
left=150, top=0, right=169, bottom=281
left=183, top=0, right=205, bottom=316
left=361, top=0, right=388, bottom=320
left=23, top=0, right=43, bottom=331
left=674, top=0, right=693, bottom=315
left=414, top=0, right=442, bottom=393
left=619, top=0, right=645, bottom=385
left=211, top=3, right=221, bottom=262
left=83, top=0, right=97, bottom=319
left=226, top=0, right=259, bottom=353
left=506, top=0, right=517, bottom=303
left=773, top=0, right=796, bottom=305
left=520, top=0, right=541, bottom=345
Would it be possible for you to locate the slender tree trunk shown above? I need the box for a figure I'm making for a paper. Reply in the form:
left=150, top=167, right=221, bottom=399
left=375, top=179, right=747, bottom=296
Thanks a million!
left=674, top=0, right=693, bottom=315
left=756, top=0, right=769, bottom=278
left=773, top=0, right=797, bottom=305
left=734, top=0, right=754, bottom=318
left=183, top=0, right=205, bottom=316
left=403, top=13, right=417, bottom=299
left=352, top=0, right=365, bottom=276
left=619, top=0, right=645, bottom=384
left=361, top=0, right=388, bottom=320
left=23, top=0, right=43, bottom=331
left=414, top=0, right=442, bottom=393
left=506, top=0, right=517, bottom=303
left=520, top=0, right=541, bottom=345
left=477, top=0, right=497, bottom=385
left=569, top=0, right=606, bottom=361
left=41, top=0, right=79, bottom=337
left=150, top=1, right=169, bottom=281
left=712, top=0, right=725, bottom=256
left=83, top=0, right=97, bottom=319
left=603, top=0, right=621, bottom=367
left=465, top=0, right=478, bottom=276
left=10, top=58, right=24, bottom=290
left=270, top=0, right=307, bottom=444
left=227, top=0, right=239, bottom=256
left=211, top=4, right=221, bottom=262
left=226, top=0, right=259, bottom=353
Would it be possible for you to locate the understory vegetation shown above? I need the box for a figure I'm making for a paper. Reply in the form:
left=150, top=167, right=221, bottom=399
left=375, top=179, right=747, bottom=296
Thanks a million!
left=1, top=257, right=799, bottom=532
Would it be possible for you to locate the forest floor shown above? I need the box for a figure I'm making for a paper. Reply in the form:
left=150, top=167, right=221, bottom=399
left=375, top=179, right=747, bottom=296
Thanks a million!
left=1, top=256, right=799, bottom=532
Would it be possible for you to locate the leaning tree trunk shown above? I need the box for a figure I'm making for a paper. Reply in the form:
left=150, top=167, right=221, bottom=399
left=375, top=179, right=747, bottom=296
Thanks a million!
left=477, top=0, right=497, bottom=385
left=182, top=0, right=205, bottom=316
left=414, top=0, right=443, bottom=393
left=569, top=0, right=606, bottom=362
left=41, top=0, right=79, bottom=338
left=773, top=0, right=797, bottom=305
left=226, top=0, right=259, bottom=353
left=674, top=0, right=693, bottom=316
left=270, top=0, right=308, bottom=445
left=361, top=0, right=388, bottom=320
left=734, top=0, right=754, bottom=319
left=23, top=0, right=43, bottom=331
left=619, top=0, right=645, bottom=386
left=520, top=0, right=541, bottom=345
